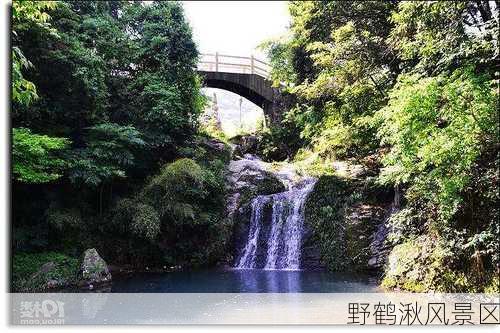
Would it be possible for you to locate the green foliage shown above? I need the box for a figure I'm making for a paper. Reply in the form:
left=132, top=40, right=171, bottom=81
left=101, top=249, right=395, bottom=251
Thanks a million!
left=261, top=1, right=499, bottom=291
left=112, top=199, right=160, bottom=242
left=104, top=136, right=232, bottom=268
left=11, top=0, right=58, bottom=107
left=130, top=204, right=161, bottom=241
left=390, top=1, right=498, bottom=75
left=69, top=123, right=145, bottom=187
left=10, top=0, right=500, bottom=291
left=46, top=206, right=83, bottom=232
left=256, top=116, right=304, bottom=161
left=11, top=1, right=212, bottom=271
left=12, top=252, right=79, bottom=292
left=125, top=1, right=203, bottom=146
left=484, top=276, right=500, bottom=294
left=13, top=0, right=201, bottom=166
left=143, top=158, right=221, bottom=225
left=11, top=2, right=72, bottom=186
left=12, top=127, right=70, bottom=183
left=12, top=46, right=37, bottom=106
left=291, top=149, right=336, bottom=177
left=199, top=118, right=228, bottom=143
left=376, top=67, right=498, bottom=223
left=304, top=174, right=387, bottom=271
left=258, top=35, right=297, bottom=88
left=382, top=236, right=488, bottom=292
left=304, top=176, right=352, bottom=270
left=260, top=1, right=396, bottom=160
left=385, top=208, right=423, bottom=245
left=12, top=1, right=57, bottom=28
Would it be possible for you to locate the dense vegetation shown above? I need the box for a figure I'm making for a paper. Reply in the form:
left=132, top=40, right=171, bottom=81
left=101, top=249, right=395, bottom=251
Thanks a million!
left=261, top=0, right=499, bottom=292
left=11, top=0, right=230, bottom=289
left=11, top=0, right=499, bottom=293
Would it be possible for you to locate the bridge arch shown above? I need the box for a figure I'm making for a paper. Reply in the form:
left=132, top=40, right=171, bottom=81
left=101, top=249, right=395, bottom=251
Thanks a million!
left=198, top=71, right=273, bottom=107
left=197, top=53, right=284, bottom=122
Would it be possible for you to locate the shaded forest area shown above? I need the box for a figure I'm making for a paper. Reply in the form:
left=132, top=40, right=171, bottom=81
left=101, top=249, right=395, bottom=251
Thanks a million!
left=11, top=1, right=233, bottom=291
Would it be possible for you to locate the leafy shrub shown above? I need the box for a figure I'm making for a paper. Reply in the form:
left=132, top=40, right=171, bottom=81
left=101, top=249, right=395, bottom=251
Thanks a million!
left=143, top=158, right=209, bottom=224
left=106, top=156, right=230, bottom=267
left=12, top=128, right=70, bottom=183
left=46, top=206, right=83, bottom=231
left=386, top=207, right=424, bottom=244
left=130, top=203, right=161, bottom=241
left=111, top=199, right=160, bottom=242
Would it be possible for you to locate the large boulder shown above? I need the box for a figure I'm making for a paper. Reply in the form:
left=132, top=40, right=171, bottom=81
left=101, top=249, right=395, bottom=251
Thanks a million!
left=226, top=155, right=285, bottom=217
left=78, top=248, right=112, bottom=287
left=303, top=175, right=392, bottom=271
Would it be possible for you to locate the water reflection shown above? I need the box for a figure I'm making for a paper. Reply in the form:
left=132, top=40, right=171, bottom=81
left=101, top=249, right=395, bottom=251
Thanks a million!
left=110, top=269, right=378, bottom=293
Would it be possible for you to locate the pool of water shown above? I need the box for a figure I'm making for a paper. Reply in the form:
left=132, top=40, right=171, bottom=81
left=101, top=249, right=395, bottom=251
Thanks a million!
left=109, top=269, right=379, bottom=293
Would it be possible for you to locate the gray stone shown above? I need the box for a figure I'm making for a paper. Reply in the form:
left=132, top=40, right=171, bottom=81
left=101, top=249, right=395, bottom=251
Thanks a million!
left=79, top=248, right=112, bottom=286
left=225, top=155, right=285, bottom=216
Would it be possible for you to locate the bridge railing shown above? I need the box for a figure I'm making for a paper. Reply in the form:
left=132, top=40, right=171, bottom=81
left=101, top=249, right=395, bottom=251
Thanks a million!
left=198, top=53, right=270, bottom=79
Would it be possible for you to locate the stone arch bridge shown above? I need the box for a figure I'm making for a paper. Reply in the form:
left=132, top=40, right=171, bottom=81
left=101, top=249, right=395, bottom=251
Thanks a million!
left=197, top=53, right=287, bottom=123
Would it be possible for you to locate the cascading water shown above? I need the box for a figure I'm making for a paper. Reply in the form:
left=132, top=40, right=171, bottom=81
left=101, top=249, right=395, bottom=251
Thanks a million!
left=236, top=195, right=270, bottom=269
left=235, top=176, right=316, bottom=270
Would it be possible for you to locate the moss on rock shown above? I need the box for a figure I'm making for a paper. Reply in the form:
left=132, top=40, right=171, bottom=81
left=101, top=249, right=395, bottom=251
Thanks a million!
left=304, top=175, right=389, bottom=272
left=381, top=235, right=493, bottom=292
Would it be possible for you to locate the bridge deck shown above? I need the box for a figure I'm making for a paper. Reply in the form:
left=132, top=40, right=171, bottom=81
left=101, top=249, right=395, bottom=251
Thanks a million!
left=197, top=53, right=270, bottom=79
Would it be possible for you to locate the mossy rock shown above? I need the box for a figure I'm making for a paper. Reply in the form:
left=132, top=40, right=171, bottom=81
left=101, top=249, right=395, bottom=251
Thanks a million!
left=78, top=248, right=112, bottom=287
left=255, top=172, right=286, bottom=195
left=304, top=175, right=387, bottom=272
left=381, top=236, right=487, bottom=293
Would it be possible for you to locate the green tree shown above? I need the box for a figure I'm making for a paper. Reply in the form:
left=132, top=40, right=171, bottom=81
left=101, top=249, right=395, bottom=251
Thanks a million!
left=124, top=1, right=205, bottom=149
left=12, top=1, right=70, bottom=184
left=261, top=1, right=398, bottom=159
left=12, top=0, right=57, bottom=106
left=12, top=128, right=70, bottom=183
left=390, top=1, right=498, bottom=75
left=68, top=123, right=145, bottom=214
left=376, top=67, right=498, bottom=223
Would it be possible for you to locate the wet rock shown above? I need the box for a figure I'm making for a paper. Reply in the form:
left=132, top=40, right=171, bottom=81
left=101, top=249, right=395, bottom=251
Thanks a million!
left=367, top=192, right=400, bottom=270
left=231, top=135, right=258, bottom=157
left=226, top=155, right=285, bottom=216
left=78, top=248, right=112, bottom=287
left=367, top=220, right=391, bottom=270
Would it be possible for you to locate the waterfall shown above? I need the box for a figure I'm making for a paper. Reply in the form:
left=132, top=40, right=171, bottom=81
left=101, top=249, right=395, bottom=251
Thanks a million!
left=236, top=196, right=270, bottom=268
left=236, top=178, right=316, bottom=270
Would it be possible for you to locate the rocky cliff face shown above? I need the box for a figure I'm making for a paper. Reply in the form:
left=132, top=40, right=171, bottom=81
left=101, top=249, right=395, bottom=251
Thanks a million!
left=225, top=148, right=395, bottom=272
left=303, top=160, right=394, bottom=273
